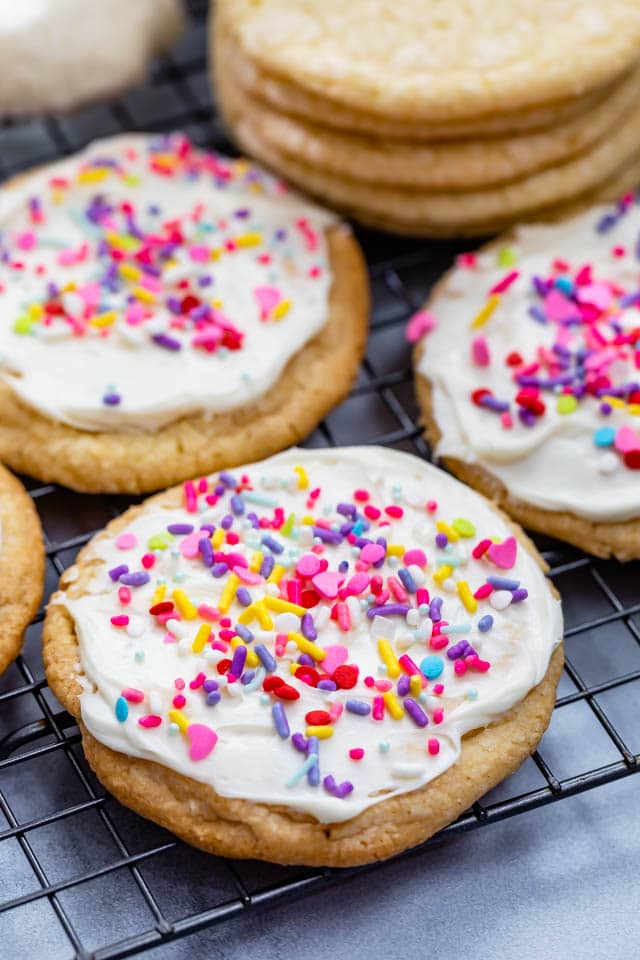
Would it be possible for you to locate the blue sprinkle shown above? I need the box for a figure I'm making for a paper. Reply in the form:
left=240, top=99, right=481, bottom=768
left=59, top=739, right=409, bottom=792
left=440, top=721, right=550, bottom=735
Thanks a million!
left=397, top=567, right=418, bottom=594
left=594, top=426, right=616, bottom=448
left=478, top=615, right=494, bottom=633
left=206, top=690, right=221, bottom=706
left=345, top=699, right=371, bottom=716
left=262, top=534, right=284, bottom=554
left=420, top=656, right=444, bottom=680
left=230, top=494, right=245, bottom=516
left=115, top=697, right=128, bottom=723
left=255, top=643, right=276, bottom=672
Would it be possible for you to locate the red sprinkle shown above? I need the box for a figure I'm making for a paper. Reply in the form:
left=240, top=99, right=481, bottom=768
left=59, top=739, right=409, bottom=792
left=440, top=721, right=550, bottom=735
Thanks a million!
left=333, top=664, right=359, bottom=689
left=305, top=710, right=331, bottom=726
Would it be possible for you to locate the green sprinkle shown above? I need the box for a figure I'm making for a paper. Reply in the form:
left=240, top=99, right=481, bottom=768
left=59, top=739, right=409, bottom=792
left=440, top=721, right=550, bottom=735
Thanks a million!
left=497, top=246, right=518, bottom=267
left=452, top=517, right=476, bottom=538
left=556, top=394, right=578, bottom=415
left=147, top=532, right=173, bottom=550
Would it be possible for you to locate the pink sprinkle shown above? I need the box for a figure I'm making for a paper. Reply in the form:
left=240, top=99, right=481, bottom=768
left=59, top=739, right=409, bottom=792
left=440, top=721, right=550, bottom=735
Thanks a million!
left=187, top=723, right=218, bottom=761
left=198, top=605, right=219, bottom=622
left=500, top=411, right=514, bottom=430
left=188, top=244, right=210, bottom=262
left=321, top=645, right=348, bottom=675
left=416, top=587, right=430, bottom=606
left=183, top=480, right=198, bottom=513
left=433, top=707, right=444, bottom=724
left=122, top=688, right=144, bottom=703
left=474, top=583, right=494, bottom=600
left=344, top=572, right=370, bottom=596
left=349, top=748, right=365, bottom=761
left=172, top=694, right=186, bottom=709
left=404, top=549, right=427, bottom=568
left=454, top=660, right=468, bottom=676
left=275, top=633, right=288, bottom=656
left=364, top=676, right=375, bottom=688
left=189, top=672, right=206, bottom=690
left=426, top=500, right=438, bottom=513
left=336, top=602, right=351, bottom=632
left=472, top=538, right=492, bottom=559
left=211, top=640, right=228, bottom=653
left=354, top=489, right=370, bottom=502
left=489, top=270, right=519, bottom=295
left=329, top=703, right=344, bottom=723
left=254, top=285, right=281, bottom=319
left=398, top=654, right=421, bottom=676
left=405, top=309, right=437, bottom=343
left=138, top=715, right=162, bottom=728
left=360, top=543, right=385, bottom=565
left=372, top=696, right=385, bottom=721
left=141, top=553, right=156, bottom=569
left=471, top=335, right=491, bottom=367
left=432, top=684, right=445, bottom=696
left=116, top=532, right=137, bottom=550
left=385, top=505, right=403, bottom=520
left=374, top=679, right=393, bottom=692
left=118, top=587, right=131, bottom=605
left=179, top=532, right=202, bottom=559
left=311, top=570, right=342, bottom=599
left=110, top=615, right=129, bottom=627
left=457, top=252, right=477, bottom=269
left=16, top=231, right=37, bottom=251
left=427, top=738, right=440, bottom=756
left=296, top=553, right=321, bottom=578
left=364, top=505, right=381, bottom=521
left=174, top=678, right=185, bottom=690
left=430, top=635, right=449, bottom=651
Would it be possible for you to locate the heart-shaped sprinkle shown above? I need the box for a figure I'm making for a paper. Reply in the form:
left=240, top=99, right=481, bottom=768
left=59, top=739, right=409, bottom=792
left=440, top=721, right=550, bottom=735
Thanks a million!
left=487, top=536, right=517, bottom=570
left=187, top=723, right=218, bottom=761
left=321, top=644, right=348, bottom=675
left=360, top=543, right=386, bottom=565
left=311, top=571, right=342, bottom=599
left=179, top=532, right=203, bottom=559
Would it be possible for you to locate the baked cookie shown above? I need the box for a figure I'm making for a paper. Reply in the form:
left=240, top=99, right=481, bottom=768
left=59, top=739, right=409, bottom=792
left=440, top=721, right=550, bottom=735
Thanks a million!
left=217, top=58, right=640, bottom=190
left=223, top=98, right=640, bottom=236
left=43, top=446, right=563, bottom=866
left=414, top=197, right=640, bottom=560
left=216, top=0, right=640, bottom=125
left=214, top=16, right=635, bottom=141
left=0, top=464, right=45, bottom=674
left=0, top=134, right=368, bottom=493
left=0, top=0, right=183, bottom=115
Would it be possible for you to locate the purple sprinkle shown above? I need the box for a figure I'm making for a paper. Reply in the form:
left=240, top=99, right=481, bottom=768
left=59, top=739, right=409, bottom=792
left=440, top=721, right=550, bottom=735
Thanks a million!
left=338, top=560, right=349, bottom=573
left=480, top=394, right=510, bottom=413
left=447, top=639, right=471, bottom=660
left=230, top=645, right=247, bottom=677
left=167, top=523, right=194, bottom=535
left=528, top=305, right=548, bottom=325
left=254, top=643, right=276, bottom=672
left=307, top=737, right=320, bottom=786
left=518, top=408, right=537, bottom=428
left=366, top=603, right=410, bottom=620
left=404, top=697, right=429, bottom=728
left=301, top=612, right=317, bottom=641
left=374, top=537, right=387, bottom=568
left=219, top=471, right=237, bottom=488
left=292, top=732, right=308, bottom=753
left=336, top=502, right=356, bottom=518
left=272, top=702, right=290, bottom=739
left=312, top=526, right=343, bottom=545
left=235, top=624, right=253, bottom=643
left=397, top=675, right=410, bottom=697
left=262, top=534, right=284, bottom=554
left=260, top=554, right=275, bottom=579
left=199, top=537, right=214, bottom=567
left=119, top=571, right=150, bottom=587
left=221, top=514, right=234, bottom=531
left=206, top=690, right=221, bottom=706
left=152, top=333, right=181, bottom=351
left=397, top=567, right=417, bottom=594
left=346, top=699, right=371, bottom=716
left=435, top=533, right=448, bottom=548
left=211, top=561, right=229, bottom=578
left=230, top=494, right=244, bottom=516
left=511, top=588, right=529, bottom=602
left=333, top=781, right=354, bottom=799
left=317, top=679, right=337, bottom=691
left=203, top=679, right=219, bottom=693
left=297, top=653, right=315, bottom=667
left=241, top=670, right=255, bottom=685
left=323, top=775, right=337, bottom=794
left=487, top=575, right=520, bottom=590
left=103, top=392, right=121, bottom=406
left=429, top=597, right=443, bottom=622
left=108, top=564, right=129, bottom=582
left=236, top=587, right=252, bottom=607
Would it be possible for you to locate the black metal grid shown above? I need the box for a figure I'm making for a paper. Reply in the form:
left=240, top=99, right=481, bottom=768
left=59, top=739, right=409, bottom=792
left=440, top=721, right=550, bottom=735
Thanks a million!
left=1, top=1, right=639, bottom=957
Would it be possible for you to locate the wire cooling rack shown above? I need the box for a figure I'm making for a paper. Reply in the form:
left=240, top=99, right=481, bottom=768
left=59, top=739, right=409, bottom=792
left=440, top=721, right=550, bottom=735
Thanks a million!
left=1, top=2, right=639, bottom=957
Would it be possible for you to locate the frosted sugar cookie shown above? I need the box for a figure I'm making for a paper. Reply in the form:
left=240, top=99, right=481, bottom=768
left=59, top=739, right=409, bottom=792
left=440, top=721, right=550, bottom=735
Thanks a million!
left=43, top=447, right=563, bottom=866
left=0, top=0, right=183, bottom=115
left=0, top=464, right=45, bottom=674
left=0, top=134, right=368, bottom=492
left=414, top=197, right=640, bottom=559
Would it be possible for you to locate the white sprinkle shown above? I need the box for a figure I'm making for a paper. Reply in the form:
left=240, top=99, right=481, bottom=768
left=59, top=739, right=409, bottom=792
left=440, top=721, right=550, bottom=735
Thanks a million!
left=490, top=590, right=513, bottom=610
left=391, top=762, right=424, bottom=779
left=275, top=612, right=300, bottom=633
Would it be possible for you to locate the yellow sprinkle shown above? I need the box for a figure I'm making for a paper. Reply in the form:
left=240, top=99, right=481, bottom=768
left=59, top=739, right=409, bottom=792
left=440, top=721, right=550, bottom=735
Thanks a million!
left=377, top=638, right=401, bottom=679
left=105, top=232, right=139, bottom=251
left=471, top=294, right=501, bottom=329
left=301, top=516, right=315, bottom=525
left=235, top=232, right=262, bottom=247
left=119, top=263, right=141, bottom=282
left=249, top=551, right=263, bottom=573
left=151, top=584, right=166, bottom=606
left=267, top=564, right=285, bottom=584
left=212, top=529, right=225, bottom=548
left=230, top=636, right=259, bottom=668
left=237, top=604, right=257, bottom=625
left=253, top=601, right=274, bottom=630
left=28, top=303, right=44, bottom=320
left=387, top=544, right=405, bottom=557
left=457, top=581, right=478, bottom=614
left=433, top=565, right=453, bottom=585
left=133, top=286, right=156, bottom=304
left=167, top=709, right=189, bottom=734
left=306, top=725, right=333, bottom=739
left=293, top=466, right=308, bottom=489
left=192, top=623, right=211, bottom=654
left=51, top=189, right=65, bottom=204
left=264, top=596, right=306, bottom=616
left=436, top=520, right=459, bottom=542
left=210, top=248, right=221, bottom=261
left=601, top=395, right=624, bottom=409
left=172, top=589, right=198, bottom=620
left=629, top=404, right=640, bottom=416
left=271, top=299, right=291, bottom=320
left=78, top=168, right=109, bottom=184
left=383, top=692, right=405, bottom=720
left=218, top=573, right=239, bottom=614
left=89, top=311, right=118, bottom=328
left=409, top=675, right=423, bottom=697
left=288, top=632, right=326, bottom=662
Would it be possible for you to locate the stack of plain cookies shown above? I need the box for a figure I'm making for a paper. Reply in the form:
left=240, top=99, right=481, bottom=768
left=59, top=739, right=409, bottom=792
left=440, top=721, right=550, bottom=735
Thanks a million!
left=213, top=0, right=640, bottom=236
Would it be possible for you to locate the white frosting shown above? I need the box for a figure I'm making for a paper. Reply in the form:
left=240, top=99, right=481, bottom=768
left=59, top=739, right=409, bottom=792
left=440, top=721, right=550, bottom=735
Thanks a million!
left=61, top=447, right=562, bottom=823
left=417, top=202, right=640, bottom=522
left=0, top=134, right=336, bottom=432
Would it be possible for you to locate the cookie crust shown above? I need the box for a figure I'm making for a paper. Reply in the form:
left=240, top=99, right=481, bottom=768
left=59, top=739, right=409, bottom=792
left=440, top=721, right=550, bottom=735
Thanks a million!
left=43, top=481, right=563, bottom=867
left=0, top=465, right=45, bottom=674
left=0, top=226, right=369, bottom=494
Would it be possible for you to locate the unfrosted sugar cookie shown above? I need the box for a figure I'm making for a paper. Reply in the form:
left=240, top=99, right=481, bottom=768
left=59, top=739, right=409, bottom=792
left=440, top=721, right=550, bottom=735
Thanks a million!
left=0, top=464, right=45, bottom=674
left=0, top=0, right=183, bottom=115
left=414, top=197, right=640, bottom=559
left=43, top=447, right=562, bottom=866
left=0, top=134, right=368, bottom=493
